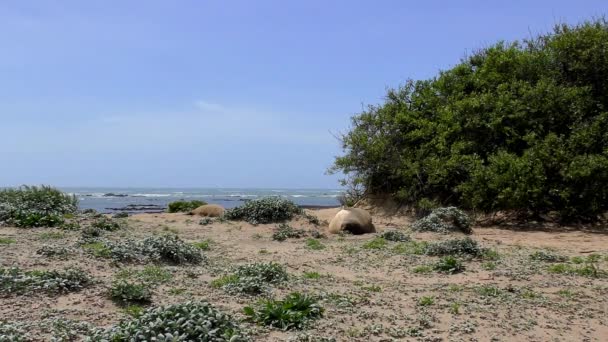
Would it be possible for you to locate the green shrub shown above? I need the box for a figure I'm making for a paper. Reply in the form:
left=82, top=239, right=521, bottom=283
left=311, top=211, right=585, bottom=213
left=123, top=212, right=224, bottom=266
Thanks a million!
left=116, top=266, right=172, bottom=284
left=81, top=226, right=103, bottom=239
left=411, top=207, right=472, bottom=234
left=91, top=217, right=121, bottom=231
left=548, top=263, right=606, bottom=278
left=112, top=212, right=129, bottom=219
left=305, top=238, right=325, bottom=250
left=530, top=250, right=568, bottom=262
left=0, top=321, right=29, bottom=341
left=193, top=239, right=212, bottom=250
left=417, top=296, right=434, bottom=306
left=0, top=185, right=77, bottom=227
left=92, top=301, right=246, bottom=341
left=81, top=241, right=112, bottom=259
left=167, top=200, right=206, bottom=213
left=273, top=223, right=306, bottom=241
left=433, top=256, right=465, bottom=274
left=199, top=217, right=213, bottom=225
left=213, top=262, right=288, bottom=295
left=412, top=265, right=432, bottom=274
left=140, top=234, right=203, bottom=264
left=380, top=230, right=410, bottom=242
left=425, top=238, right=482, bottom=257
left=224, top=197, right=302, bottom=224
left=0, top=267, right=90, bottom=295
left=110, top=280, right=152, bottom=304
left=392, top=241, right=428, bottom=255
left=303, top=271, right=321, bottom=279
left=59, top=221, right=80, bottom=231
left=36, top=245, right=71, bottom=258
left=476, top=285, right=502, bottom=297
left=331, top=19, right=608, bottom=222
left=38, top=231, right=66, bottom=240
left=0, top=237, right=15, bottom=245
left=362, top=237, right=388, bottom=250
left=244, top=292, right=324, bottom=330
left=81, top=235, right=204, bottom=264
left=122, top=305, right=144, bottom=318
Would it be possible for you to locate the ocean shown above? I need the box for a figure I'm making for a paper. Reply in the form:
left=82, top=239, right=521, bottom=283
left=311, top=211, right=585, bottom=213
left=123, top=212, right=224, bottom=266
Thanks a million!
left=61, top=187, right=342, bottom=213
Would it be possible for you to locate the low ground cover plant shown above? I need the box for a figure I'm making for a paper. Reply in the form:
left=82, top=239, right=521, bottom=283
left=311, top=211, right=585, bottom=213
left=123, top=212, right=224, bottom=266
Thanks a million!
left=530, top=250, right=568, bottom=262
left=167, top=200, right=206, bottom=213
left=225, top=197, right=302, bottom=224
left=115, top=265, right=172, bottom=284
left=80, top=235, right=204, bottom=264
left=212, top=262, right=288, bottom=295
left=0, top=267, right=91, bottom=295
left=0, top=237, right=15, bottom=245
left=273, top=223, right=307, bottom=241
left=424, top=238, right=483, bottom=257
left=433, top=256, right=465, bottom=274
left=244, top=292, right=324, bottom=330
left=109, top=280, right=153, bottom=304
left=140, top=234, right=204, bottom=264
left=36, top=245, right=72, bottom=258
left=91, top=217, right=121, bottom=231
left=380, top=230, right=410, bottom=242
left=305, top=238, right=325, bottom=250
left=0, top=185, right=77, bottom=228
left=411, top=207, right=472, bottom=234
left=91, top=301, right=246, bottom=341
left=548, top=262, right=606, bottom=278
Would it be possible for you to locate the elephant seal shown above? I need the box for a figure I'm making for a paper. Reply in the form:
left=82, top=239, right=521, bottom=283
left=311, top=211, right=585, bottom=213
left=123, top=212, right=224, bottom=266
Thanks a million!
left=328, top=208, right=375, bottom=234
left=191, top=204, right=225, bottom=217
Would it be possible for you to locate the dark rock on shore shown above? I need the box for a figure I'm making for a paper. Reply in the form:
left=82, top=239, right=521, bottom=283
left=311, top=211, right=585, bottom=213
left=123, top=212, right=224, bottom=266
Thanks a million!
left=103, top=193, right=128, bottom=197
left=105, top=204, right=166, bottom=213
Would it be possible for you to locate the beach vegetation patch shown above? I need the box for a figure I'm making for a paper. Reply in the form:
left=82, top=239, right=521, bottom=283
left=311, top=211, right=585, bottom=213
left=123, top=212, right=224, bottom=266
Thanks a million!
left=91, top=301, right=246, bottom=341
left=81, top=234, right=203, bottom=264
left=91, top=217, right=121, bottom=231
left=411, top=207, right=472, bottom=234
left=273, top=223, right=307, bottom=241
left=433, top=256, right=465, bottom=274
left=0, top=185, right=77, bottom=228
left=109, top=280, right=153, bottom=304
left=380, top=230, right=410, bottom=242
left=36, top=245, right=72, bottom=259
left=212, top=262, right=288, bottom=295
left=167, top=200, right=207, bottom=213
left=0, top=267, right=91, bottom=295
left=424, top=238, right=483, bottom=257
left=530, top=250, right=568, bottom=263
left=244, top=292, right=324, bottom=330
left=224, top=197, right=302, bottom=224
left=0, top=237, right=15, bottom=245
left=305, top=238, right=326, bottom=250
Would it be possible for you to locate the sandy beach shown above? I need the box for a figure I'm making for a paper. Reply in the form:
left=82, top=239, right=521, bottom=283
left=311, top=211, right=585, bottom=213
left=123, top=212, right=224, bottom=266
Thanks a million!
left=1, top=208, right=607, bottom=341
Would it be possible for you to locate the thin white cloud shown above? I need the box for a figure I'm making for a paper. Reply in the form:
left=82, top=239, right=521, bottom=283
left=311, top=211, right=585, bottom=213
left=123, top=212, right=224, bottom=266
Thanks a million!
left=194, top=100, right=225, bottom=112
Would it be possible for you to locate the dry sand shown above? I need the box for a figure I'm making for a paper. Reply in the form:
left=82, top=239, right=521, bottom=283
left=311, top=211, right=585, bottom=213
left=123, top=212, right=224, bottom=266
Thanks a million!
left=1, top=208, right=607, bottom=341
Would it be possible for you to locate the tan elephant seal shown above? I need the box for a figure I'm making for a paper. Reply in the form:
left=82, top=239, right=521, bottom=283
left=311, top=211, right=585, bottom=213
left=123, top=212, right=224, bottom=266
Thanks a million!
left=191, top=204, right=225, bottom=217
left=328, top=208, right=375, bottom=234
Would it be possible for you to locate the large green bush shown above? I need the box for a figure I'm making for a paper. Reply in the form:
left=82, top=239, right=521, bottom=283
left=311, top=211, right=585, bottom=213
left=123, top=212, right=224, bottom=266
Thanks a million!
left=0, top=186, right=77, bottom=227
left=331, top=19, right=608, bottom=221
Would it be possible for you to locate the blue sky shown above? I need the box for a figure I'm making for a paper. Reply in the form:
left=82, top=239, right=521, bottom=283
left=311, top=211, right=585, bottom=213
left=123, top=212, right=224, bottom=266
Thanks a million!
left=1, top=1, right=605, bottom=188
